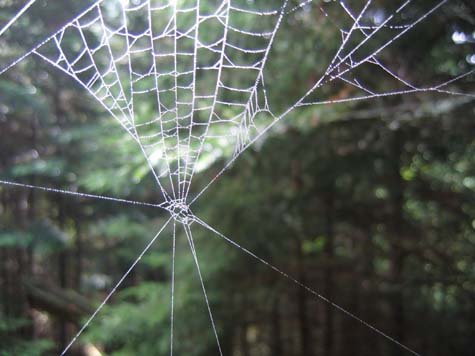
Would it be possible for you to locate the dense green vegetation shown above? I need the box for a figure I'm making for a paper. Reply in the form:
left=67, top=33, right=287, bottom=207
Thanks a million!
left=1, top=0, right=474, bottom=355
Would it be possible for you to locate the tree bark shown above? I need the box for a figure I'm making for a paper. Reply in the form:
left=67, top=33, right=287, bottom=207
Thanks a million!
left=24, top=278, right=94, bottom=323
left=270, top=297, right=283, bottom=356
left=291, top=153, right=312, bottom=356
left=323, top=191, right=335, bottom=356
left=74, top=219, right=83, bottom=291
left=389, top=128, right=406, bottom=356
left=57, top=194, right=68, bottom=350
left=296, top=240, right=311, bottom=356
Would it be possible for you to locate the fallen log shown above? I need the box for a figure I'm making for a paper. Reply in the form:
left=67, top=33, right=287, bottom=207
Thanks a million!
left=24, top=278, right=94, bottom=324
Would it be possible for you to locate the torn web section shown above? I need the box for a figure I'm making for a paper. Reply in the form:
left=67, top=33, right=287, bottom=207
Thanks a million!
left=314, top=0, right=424, bottom=96
left=185, top=0, right=474, bottom=207
left=240, top=0, right=467, bottom=131
left=217, top=0, right=284, bottom=158
left=294, top=0, right=457, bottom=108
left=181, top=0, right=285, bottom=200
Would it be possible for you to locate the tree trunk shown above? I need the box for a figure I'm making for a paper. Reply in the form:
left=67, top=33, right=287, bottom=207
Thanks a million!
left=389, top=128, right=406, bottom=356
left=240, top=322, right=250, bottom=356
left=297, top=240, right=311, bottom=356
left=270, top=297, right=283, bottom=356
left=24, top=278, right=94, bottom=323
left=26, top=114, right=39, bottom=275
left=323, top=191, right=335, bottom=356
left=1, top=247, right=11, bottom=317
left=74, top=219, right=83, bottom=291
left=291, top=154, right=312, bottom=356
left=57, top=194, right=68, bottom=350
left=361, top=230, right=379, bottom=355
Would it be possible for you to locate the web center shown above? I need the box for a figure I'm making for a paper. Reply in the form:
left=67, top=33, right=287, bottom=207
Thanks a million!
left=165, top=200, right=194, bottom=225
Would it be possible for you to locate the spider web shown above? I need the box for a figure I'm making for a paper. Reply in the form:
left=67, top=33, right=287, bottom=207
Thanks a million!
left=0, top=0, right=474, bottom=355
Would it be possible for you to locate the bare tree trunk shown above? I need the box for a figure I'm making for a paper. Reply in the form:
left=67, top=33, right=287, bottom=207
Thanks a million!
left=74, top=219, right=83, bottom=291
left=1, top=247, right=10, bottom=317
left=323, top=191, right=335, bottom=356
left=26, top=114, right=39, bottom=275
left=341, top=236, right=362, bottom=356
left=361, top=230, right=379, bottom=355
left=389, top=129, right=406, bottom=356
left=240, top=322, right=250, bottom=356
left=291, top=153, right=312, bottom=356
left=16, top=188, right=34, bottom=339
left=57, top=195, right=68, bottom=350
left=297, top=240, right=311, bottom=356
left=271, top=297, right=283, bottom=356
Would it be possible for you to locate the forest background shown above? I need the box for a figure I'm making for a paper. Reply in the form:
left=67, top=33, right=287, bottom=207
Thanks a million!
left=0, top=1, right=475, bottom=355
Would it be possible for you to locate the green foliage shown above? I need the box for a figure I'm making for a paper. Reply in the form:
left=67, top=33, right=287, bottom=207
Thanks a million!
left=0, top=318, right=53, bottom=356
left=85, top=283, right=172, bottom=355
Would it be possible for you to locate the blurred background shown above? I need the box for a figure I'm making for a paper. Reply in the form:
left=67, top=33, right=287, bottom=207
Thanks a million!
left=1, top=0, right=475, bottom=355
